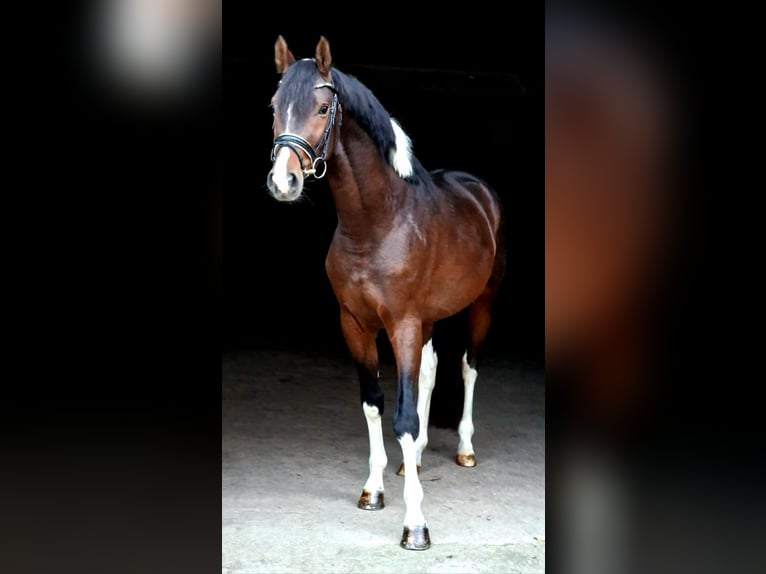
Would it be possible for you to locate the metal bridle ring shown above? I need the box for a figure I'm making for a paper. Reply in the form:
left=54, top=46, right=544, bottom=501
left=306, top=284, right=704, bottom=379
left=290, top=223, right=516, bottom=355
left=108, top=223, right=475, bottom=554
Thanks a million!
left=312, top=157, right=328, bottom=179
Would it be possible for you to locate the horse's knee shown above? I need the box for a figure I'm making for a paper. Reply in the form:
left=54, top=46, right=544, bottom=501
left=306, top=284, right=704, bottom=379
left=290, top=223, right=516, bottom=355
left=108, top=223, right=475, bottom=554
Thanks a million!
left=393, top=405, right=419, bottom=438
left=357, top=363, right=384, bottom=413
left=393, top=370, right=420, bottom=437
left=461, top=353, right=478, bottom=386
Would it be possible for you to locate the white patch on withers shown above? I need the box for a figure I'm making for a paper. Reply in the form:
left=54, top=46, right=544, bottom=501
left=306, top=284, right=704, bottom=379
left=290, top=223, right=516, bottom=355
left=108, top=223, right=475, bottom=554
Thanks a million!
left=271, top=146, right=293, bottom=196
left=389, top=118, right=414, bottom=178
left=362, top=402, right=387, bottom=496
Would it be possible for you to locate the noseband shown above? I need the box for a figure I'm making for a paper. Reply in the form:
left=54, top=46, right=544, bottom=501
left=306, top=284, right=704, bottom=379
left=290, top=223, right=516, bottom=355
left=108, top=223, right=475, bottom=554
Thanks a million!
left=270, top=83, right=342, bottom=179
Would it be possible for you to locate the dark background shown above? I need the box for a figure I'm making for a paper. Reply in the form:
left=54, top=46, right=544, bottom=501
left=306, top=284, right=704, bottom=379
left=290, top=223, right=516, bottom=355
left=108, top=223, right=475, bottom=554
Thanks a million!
left=3, top=4, right=763, bottom=574
left=224, top=10, right=542, bottom=364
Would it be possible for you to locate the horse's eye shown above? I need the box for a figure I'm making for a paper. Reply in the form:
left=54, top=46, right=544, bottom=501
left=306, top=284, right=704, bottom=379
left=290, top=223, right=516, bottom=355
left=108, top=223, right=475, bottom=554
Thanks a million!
left=318, top=104, right=329, bottom=115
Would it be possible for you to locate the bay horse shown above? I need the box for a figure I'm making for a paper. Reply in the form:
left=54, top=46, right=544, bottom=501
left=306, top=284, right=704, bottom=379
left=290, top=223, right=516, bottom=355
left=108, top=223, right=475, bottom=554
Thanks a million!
left=265, top=36, right=506, bottom=550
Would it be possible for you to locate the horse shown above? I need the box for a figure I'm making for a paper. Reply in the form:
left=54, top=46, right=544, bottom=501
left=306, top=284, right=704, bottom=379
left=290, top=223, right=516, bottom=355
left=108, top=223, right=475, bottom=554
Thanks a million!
left=265, top=35, right=506, bottom=550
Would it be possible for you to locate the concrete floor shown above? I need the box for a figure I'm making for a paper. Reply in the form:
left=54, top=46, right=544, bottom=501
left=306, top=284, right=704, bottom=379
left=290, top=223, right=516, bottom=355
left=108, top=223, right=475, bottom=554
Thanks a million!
left=222, top=350, right=545, bottom=573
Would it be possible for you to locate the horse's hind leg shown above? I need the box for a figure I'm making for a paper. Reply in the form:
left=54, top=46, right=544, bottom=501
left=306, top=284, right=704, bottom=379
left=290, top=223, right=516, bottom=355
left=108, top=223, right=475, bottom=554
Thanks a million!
left=340, top=310, right=387, bottom=511
left=456, top=295, right=493, bottom=467
left=457, top=351, right=478, bottom=467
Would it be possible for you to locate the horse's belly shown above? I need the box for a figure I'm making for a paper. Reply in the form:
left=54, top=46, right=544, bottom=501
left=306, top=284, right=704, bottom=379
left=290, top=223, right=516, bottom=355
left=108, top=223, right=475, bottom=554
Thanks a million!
left=327, top=227, right=496, bottom=326
left=423, top=263, right=494, bottom=320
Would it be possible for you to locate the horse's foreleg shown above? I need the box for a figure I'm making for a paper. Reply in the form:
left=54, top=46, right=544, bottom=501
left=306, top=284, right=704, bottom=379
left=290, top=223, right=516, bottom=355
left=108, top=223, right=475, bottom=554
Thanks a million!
left=357, top=362, right=387, bottom=510
left=388, top=317, right=431, bottom=550
left=340, top=310, right=387, bottom=511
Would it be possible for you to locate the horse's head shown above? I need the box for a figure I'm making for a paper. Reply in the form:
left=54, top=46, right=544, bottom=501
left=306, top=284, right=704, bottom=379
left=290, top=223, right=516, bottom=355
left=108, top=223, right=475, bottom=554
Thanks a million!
left=266, top=35, right=341, bottom=202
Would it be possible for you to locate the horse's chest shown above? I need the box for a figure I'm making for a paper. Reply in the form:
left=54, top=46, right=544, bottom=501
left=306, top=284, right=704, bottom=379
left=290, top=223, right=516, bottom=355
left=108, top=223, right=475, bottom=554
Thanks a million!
left=342, top=269, right=387, bottom=305
left=326, top=256, right=397, bottom=321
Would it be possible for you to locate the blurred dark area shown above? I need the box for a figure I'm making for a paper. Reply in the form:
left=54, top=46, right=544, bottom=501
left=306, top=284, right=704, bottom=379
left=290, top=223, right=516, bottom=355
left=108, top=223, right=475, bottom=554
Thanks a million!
left=224, top=12, right=541, bottom=366
left=4, top=2, right=221, bottom=574
left=545, top=3, right=765, bottom=574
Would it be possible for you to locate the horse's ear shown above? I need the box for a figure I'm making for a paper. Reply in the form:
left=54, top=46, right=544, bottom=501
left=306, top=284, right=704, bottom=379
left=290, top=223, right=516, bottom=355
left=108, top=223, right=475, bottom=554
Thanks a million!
left=315, top=36, right=332, bottom=76
left=274, top=35, right=295, bottom=74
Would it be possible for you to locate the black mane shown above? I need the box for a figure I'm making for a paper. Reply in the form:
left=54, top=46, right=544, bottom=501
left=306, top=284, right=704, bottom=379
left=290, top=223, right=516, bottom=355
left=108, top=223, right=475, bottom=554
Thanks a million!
left=275, top=59, right=430, bottom=186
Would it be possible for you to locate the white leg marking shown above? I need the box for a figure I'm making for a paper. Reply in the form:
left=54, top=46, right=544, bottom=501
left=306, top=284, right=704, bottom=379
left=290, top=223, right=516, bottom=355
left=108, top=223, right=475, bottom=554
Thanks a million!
left=271, top=147, right=292, bottom=196
left=362, top=402, right=387, bottom=495
left=399, top=433, right=427, bottom=528
left=389, top=118, right=414, bottom=178
left=458, top=352, right=477, bottom=456
left=414, top=339, right=437, bottom=466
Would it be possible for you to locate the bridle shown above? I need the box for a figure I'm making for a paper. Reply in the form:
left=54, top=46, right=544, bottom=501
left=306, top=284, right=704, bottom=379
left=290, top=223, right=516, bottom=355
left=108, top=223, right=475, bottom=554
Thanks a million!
left=270, top=82, right=342, bottom=179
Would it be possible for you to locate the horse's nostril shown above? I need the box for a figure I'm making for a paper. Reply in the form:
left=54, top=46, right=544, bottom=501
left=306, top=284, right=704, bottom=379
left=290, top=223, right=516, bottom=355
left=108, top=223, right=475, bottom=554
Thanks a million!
left=286, top=172, right=296, bottom=186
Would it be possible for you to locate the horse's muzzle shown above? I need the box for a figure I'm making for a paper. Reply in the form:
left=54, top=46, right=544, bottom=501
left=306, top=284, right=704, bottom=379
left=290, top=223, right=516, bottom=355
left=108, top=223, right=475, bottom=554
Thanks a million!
left=267, top=168, right=303, bottom=202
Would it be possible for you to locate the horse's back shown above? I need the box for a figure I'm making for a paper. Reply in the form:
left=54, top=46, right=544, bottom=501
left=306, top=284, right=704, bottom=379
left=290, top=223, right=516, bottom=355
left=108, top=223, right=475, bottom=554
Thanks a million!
left=429, top=169, right=503, bottom=239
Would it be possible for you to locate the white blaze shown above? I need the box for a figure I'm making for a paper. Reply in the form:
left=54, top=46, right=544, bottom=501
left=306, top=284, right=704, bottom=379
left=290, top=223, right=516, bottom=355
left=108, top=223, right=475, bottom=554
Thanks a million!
left=284, top=103, right=294, bottom=133
left=271, top=147, right=292, bottom=195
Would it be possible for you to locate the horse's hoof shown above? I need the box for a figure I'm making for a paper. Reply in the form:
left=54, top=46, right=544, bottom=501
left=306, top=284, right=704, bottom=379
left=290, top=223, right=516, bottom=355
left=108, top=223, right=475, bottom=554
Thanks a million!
left=357, top=489, right=384, bottom=510
left=400, top=525, right=431, bottom=550
left=456, top=453, right=476, bottom=467
left=396, top=462, right=421, bottom=477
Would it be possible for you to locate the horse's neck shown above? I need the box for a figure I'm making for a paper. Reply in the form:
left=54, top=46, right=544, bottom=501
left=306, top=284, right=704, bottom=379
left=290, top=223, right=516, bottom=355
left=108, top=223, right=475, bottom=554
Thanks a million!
left=327, top=119, right=402, bottom=243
